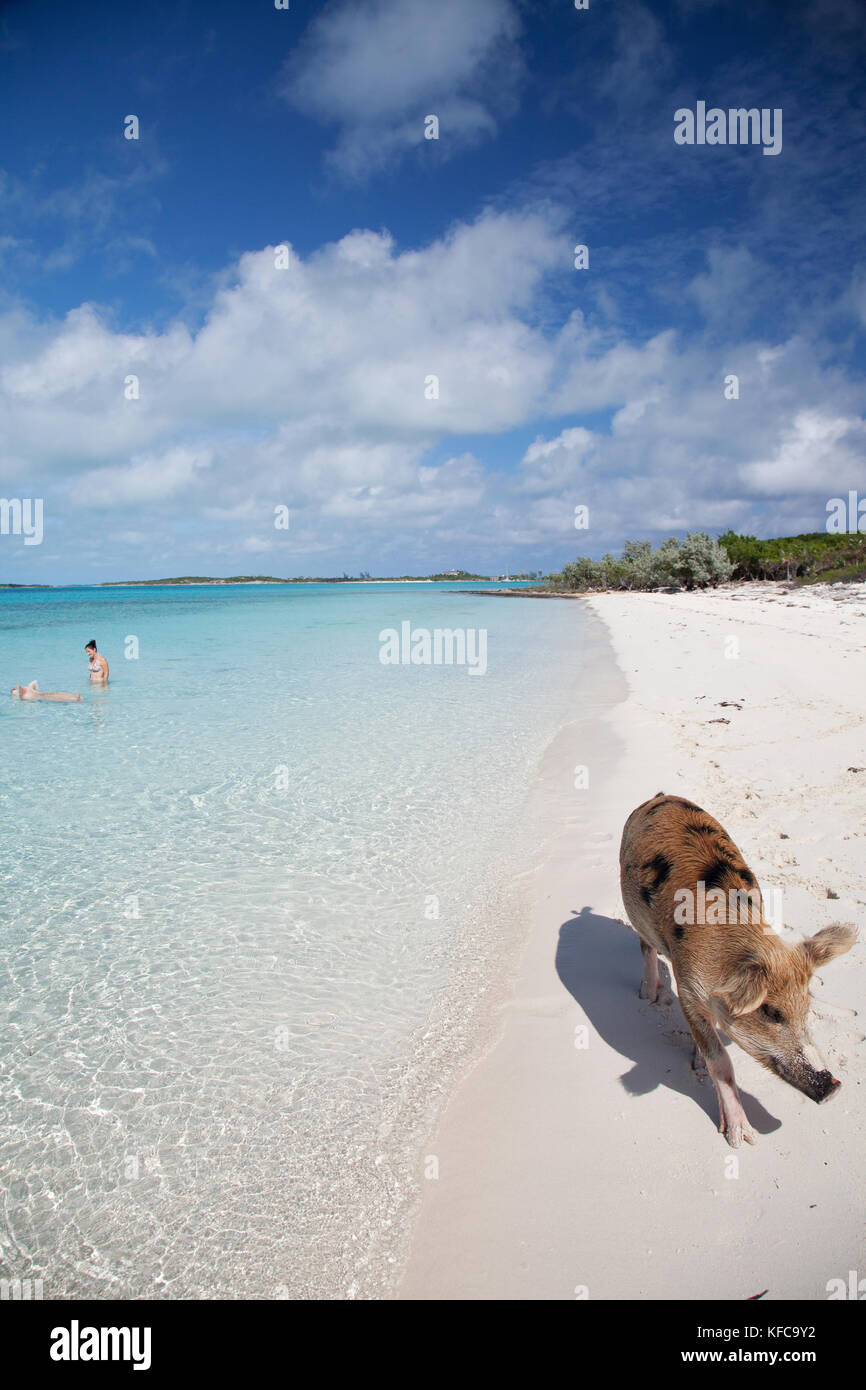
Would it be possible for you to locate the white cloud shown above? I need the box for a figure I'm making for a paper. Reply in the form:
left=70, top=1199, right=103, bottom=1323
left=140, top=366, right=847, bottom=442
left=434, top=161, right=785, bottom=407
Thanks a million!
left=0, top=209, right=561, bottom=472
left=69, top=446, right=213, bottom=508
left=550, top=320, right=676, bottom=414
left=280, top=0, right=523, bottom=178
left=1, top=214, right=865, bottom=576
left=740, top=411, right=866, bottom=493
left=518, top=428, right=598, bottom=494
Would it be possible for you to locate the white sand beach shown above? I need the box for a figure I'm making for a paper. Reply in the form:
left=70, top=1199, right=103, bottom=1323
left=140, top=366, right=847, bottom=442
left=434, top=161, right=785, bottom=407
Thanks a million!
left=398, top=582, right=866, bottom=1301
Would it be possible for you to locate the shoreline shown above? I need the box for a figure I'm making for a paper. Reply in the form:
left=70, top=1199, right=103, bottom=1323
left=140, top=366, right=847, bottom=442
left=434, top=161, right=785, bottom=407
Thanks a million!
left=460, top=578, right=866, bottom=600
left=354, top=602, right=597, bottom=1297
left=397, top=581, right=866, bottom=1300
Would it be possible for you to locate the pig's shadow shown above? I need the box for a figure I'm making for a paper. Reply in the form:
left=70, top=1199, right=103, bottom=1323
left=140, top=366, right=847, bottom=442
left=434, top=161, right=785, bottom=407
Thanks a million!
left=556, top=907, right=781, bottom=1137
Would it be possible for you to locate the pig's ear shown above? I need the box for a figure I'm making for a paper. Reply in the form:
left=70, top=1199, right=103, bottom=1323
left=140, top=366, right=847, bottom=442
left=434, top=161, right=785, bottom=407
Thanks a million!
left=800, top=923, right=857, bottom=972
left=717, top=957, right=768, bottom=1016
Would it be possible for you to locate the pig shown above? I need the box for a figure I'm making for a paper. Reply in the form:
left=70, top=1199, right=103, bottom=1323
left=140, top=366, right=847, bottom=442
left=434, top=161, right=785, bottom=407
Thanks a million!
left=10, top=681, right=81, bottom=702
left=620, top=792, right=857, bottom=1147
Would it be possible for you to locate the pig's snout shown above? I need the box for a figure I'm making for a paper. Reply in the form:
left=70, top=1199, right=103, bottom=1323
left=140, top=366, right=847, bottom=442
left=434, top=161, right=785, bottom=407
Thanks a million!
left=812, top=1071, right=841, bottom=1103
left=771, top=1056, right=841, bottom=1103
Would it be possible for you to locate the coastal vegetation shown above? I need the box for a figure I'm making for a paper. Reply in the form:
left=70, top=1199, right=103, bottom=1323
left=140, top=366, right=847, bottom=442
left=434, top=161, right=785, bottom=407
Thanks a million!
left=550, top=530, right=866, bottom=592
left=717, top=530, right=866, bottom=584
left=551, top=533, right=733, bottom=592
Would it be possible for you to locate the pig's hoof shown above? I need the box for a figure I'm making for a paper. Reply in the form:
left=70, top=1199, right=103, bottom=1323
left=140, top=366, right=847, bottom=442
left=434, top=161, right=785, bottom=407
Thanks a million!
left=721, top=1119, right=756, bottom=1148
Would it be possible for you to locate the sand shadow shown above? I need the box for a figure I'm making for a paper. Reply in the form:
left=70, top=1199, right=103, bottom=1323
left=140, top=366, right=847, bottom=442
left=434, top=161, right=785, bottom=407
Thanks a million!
left=555, top=906, right=781, bottom=1138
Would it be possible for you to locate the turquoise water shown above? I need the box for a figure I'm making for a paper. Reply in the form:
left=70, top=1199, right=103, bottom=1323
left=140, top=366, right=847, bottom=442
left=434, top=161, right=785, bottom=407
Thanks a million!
left=0, top=582, right=587, bottom=1298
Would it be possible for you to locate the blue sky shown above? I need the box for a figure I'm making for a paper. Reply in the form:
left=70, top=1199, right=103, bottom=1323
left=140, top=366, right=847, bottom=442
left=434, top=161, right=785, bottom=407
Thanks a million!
left=1, top=0, right=864, bottom=582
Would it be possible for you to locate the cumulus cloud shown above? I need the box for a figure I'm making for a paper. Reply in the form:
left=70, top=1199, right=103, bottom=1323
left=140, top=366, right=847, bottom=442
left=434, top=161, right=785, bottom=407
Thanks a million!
left=518, top=428, right=598, bottom=495
left=549, top=320, right=677, bottom=415
left=0, top=210, right=564, bottom=480
left=741, top=411, right=866, bottom=494
left=1, top=208, right=864, bottom=578
left=279, top=0, right=524, bottom=179
left=69, top=446, right=213, bottom=509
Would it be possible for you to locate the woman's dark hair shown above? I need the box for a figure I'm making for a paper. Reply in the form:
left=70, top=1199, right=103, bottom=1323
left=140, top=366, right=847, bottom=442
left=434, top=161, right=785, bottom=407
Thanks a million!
left=85, top=639, right=97, bottom=651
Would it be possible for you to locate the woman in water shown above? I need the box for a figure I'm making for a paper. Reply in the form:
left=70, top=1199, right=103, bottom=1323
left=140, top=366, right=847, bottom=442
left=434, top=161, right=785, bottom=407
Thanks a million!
left=11, top=681, right=81, bottom=702
left=85, top=639, right=109, bottom=683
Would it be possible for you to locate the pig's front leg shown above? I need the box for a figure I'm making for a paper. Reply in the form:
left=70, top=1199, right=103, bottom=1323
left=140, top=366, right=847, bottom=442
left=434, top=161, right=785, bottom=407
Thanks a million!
left=679, top=994, right=756, bottom=1148
left=639, top=939, right=661, bottom=1002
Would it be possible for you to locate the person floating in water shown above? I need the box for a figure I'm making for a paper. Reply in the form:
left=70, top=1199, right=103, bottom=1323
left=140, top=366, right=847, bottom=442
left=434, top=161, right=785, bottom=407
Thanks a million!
left=11, top=681, right=81, bottom=702
left=85, top=639, right=109, bottom=683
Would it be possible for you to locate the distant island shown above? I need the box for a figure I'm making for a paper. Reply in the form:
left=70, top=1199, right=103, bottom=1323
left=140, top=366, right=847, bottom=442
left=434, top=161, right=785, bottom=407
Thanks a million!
left=0, top=570, right=544, bottom=590
left=94, top=570, right=537, bottom=587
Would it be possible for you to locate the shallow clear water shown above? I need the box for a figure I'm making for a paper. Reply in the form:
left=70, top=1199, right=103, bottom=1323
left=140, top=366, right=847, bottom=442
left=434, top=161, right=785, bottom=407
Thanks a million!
left=0, top=582, right=587, bottom=1298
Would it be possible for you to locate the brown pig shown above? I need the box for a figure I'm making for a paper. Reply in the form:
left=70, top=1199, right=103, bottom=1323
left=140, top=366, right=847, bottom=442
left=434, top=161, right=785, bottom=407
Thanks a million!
left=620, top=792, right=857, bottom=1147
